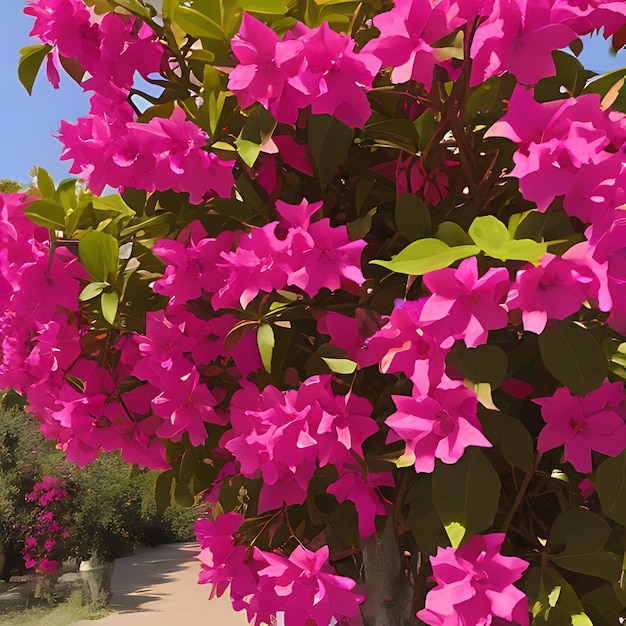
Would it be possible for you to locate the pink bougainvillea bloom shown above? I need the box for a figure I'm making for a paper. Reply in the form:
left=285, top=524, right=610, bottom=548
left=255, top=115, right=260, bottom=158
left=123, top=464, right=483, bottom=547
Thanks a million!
left=534, top=381, right=626, bottom=473
left=359, top=298, right=447, bottom=396
left=363, top=0, right=462, bottom=89
left=552, top=0, right=626, bottom=37
left=485, top=86, right=619, bottom=212
left=229, top=14, right=379, bottom=128
left=418, top=533, right=529, bottom=626
left=507, top=254, right=592, bottom=334
left=387, top=381, right=491, bottom=473
left=470, top=0, right=576, bottom=86
left=419, top=257, right=510, bottom=348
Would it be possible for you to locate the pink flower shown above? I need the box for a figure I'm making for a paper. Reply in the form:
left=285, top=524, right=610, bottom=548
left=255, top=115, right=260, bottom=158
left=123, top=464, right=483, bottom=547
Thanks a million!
left=363, top=0, right=462, bottom=89
left=387, top=381, right=491, bottom=473
left=417, top=533, right=529, bottom=626
left=470, top=0, right=576, bottom=86
left=507, top=254, right=593, bottom=334
left=419, top=257, right=510, bottom=348
left=534, top=381, right=626, bottom=473
left=229, top=14, right=380, bottom=128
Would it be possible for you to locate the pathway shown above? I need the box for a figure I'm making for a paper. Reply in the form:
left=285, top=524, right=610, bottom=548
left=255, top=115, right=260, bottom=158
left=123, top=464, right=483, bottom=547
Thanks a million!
left=71, top=543, right=250, bottom=625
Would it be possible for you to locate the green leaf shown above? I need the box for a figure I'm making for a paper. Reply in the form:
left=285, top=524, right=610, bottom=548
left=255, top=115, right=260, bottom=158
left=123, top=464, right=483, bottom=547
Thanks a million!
left=155, top=469, right=175, bottom=514
left=480, top=412, right=534, bottom=470
left=435, top=221, right=474, bottom=246
left=100, top=291, right=119, bottom=325
left=36, top=168, right=56, bottom=198
left=79, top=230, right=120, bottom=283
left=162, top=0, right=179, bottom=20
left=79, top=282, right=108, bottom=302
left=371, top=238, right=479, bottom=276
left=469, top=215, right=547, bottom=264
left=395, top=194, right=431, bottom=242
left=321, top=358, right=357, bottom=374
left=524, top=566, right=593, bottom=626
left=91, top=194, right=135, bottom=218
left=175, top=6, right=224, bottom=39
left=595, top=451, right=626, bottom=525
left=17, top=44, right=52, bottom=96
left=432, top=448, right=500, bottom=547
left=308, top=115, right=354, bottom=189
left=581, top=585, right=625, bottom=626
left=446, top=344, right=508, bottom=388
left=360, top=119, right=420, bottom=153
left=538, top=320, right=607, bottom=395
left=257, top=324, right=275, bottom=373
left=549, top=507, right=622, bottom=582
left=235, top=139, right=262, bottom=168
left=404, top=476, right=448, bottom=556
left=583, top=67, right=626, bottom=98
left=239, top=0, right=288, bottom=12
left=23, top=199, right=66, bottom=231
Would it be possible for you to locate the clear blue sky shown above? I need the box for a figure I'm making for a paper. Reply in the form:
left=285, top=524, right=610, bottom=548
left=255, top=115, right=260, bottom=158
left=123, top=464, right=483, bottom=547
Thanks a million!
left=1, top=3, right=625, bottom=185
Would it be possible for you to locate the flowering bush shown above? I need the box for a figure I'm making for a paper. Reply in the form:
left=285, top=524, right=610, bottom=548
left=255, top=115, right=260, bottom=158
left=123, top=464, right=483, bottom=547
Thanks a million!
left=8, top=0, right=626, bottom=623
left=21, top=477, right=70, bottom=577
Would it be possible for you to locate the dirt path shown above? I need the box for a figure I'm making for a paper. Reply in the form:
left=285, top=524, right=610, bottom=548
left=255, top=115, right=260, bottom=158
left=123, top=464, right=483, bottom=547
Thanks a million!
left=71, top=543, right=250, bottom=625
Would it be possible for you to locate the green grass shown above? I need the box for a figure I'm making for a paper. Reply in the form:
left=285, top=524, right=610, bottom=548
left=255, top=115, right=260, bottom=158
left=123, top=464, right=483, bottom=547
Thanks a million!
left=0, top=591, right=114, bottom=625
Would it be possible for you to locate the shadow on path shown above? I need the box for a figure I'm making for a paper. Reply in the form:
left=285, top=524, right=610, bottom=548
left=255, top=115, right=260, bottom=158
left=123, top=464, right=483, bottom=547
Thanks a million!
left=72, top=543, right=250, bottom=625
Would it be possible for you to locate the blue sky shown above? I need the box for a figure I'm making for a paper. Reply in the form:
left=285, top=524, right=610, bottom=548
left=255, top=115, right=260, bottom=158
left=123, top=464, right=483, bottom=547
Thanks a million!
left=1, top=3, right=626, bottom=185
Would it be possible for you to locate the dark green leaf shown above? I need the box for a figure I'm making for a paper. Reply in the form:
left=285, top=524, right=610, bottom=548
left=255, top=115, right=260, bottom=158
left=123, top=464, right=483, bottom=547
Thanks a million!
left=395, top=194, right=431, bottom=242
left=371, top=238, right=479, bottom=276
left=100, top=291, right=119, bottom=325
left=538, top=320, right=607, bottom=395
left=404, top=476, right=448, bottom=556
left=583, top=67, right=626, bottom=98
left=432, top=448, right=500, bottom=547
left=17, top=44, right=52, bottom=96
left=480, top=412, right=534, bottom=470
left=595, top=451, right=626, bottom=525
left=581, top=585, right=625, bottom=626
left=549, top=507, right=622, bottom=581
left=360, top=119, right=419, bottom=153
left=257, top=324, right=275, bottom=373
left=446, top=344, right=508, bottom=388
left=308, top=115, right=354, bottom=189
left=79, top=230, right=119, bottom=283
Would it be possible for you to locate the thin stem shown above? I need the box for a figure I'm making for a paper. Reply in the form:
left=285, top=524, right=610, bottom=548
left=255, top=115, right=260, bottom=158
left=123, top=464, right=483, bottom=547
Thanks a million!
left=501, top=453, right=543, bottom=535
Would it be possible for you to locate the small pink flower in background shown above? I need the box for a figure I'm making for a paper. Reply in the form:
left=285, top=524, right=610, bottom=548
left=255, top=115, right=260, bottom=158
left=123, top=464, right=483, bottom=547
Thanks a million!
left=386, top=381, right=491, bottom=473
left=534, top=381, right=626, bottom=473
left=418, top=533, right=529, bottom=626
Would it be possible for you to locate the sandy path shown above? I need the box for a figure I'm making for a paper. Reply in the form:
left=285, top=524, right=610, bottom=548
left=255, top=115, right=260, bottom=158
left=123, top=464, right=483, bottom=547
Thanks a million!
left=71, top=543, right=250, bottom=625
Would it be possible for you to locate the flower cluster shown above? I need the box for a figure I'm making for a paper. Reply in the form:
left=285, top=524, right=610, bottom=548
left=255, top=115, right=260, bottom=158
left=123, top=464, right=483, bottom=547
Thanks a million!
left=417, top=533, right=529, bottom=626
left=28, top=0, right=234, bottom=203
left=220, top=375, right=389, bottom=531
left=229, top=14, right=381, bottom=128
left=22, top=477, right=70, bottom=576
left=195, top=512, right=365, bottom=626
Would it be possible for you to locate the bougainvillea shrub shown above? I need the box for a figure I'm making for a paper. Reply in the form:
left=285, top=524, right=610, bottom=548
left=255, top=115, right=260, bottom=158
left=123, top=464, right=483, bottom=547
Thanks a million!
left=8, top=0, right=626, bottom=623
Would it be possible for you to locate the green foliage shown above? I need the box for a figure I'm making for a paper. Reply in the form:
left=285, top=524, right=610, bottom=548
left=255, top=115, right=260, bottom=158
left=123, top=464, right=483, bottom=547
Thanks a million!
left=432, top=449, right=501, bottom=547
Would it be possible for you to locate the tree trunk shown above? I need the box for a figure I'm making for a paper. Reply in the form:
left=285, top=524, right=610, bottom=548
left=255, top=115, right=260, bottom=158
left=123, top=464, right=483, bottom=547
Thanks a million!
left=360, top=520, right=418, bottom=626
